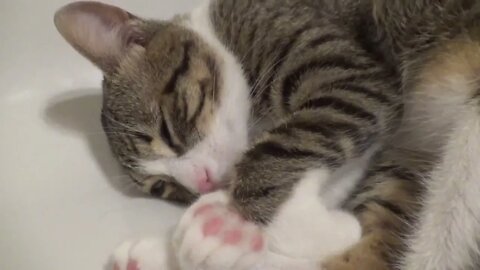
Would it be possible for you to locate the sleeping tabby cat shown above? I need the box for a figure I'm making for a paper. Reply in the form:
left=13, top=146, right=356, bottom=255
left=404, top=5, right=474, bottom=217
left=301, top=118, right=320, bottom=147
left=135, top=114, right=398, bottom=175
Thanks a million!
left=55, top=0, right=480, bottom=269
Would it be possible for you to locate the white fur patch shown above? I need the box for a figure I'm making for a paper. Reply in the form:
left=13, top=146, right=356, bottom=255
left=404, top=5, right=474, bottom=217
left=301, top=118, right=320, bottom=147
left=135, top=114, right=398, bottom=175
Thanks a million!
left=263, top=167, right=363, bottom=265
left=401, top=107, right=480, bottom=270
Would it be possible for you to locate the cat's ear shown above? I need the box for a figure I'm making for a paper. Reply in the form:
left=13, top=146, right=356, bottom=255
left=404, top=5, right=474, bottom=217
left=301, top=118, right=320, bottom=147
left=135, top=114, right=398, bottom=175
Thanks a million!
left=54, top=1, right=146, bottom=73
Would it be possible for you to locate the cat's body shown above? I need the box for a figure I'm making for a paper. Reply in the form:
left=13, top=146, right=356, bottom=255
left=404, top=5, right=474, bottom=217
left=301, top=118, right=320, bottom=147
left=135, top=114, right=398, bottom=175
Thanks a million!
left=55, top=0, right=480, bottom=269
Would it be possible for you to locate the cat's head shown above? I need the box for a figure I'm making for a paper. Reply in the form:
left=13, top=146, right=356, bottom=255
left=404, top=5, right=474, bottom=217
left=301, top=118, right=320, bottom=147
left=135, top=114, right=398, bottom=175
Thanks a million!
left=54, top=1, right=250, bottom=203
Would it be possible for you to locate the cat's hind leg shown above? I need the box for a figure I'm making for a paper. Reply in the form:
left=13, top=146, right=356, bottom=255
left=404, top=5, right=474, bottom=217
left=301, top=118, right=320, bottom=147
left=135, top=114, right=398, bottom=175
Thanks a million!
left=322, top=149, right=427, bottom=270
left=400, top=105, right=480, bottom=270
left=398, top=35, right=480, bottom=270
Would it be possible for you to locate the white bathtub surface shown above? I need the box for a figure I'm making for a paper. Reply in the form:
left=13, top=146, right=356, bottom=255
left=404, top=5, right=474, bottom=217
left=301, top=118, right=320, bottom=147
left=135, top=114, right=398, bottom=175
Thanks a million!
left=0, top=1, right=198, bottom=269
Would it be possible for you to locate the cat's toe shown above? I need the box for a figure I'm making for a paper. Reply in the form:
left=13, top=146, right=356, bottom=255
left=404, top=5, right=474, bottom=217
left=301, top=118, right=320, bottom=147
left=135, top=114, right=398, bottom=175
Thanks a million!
left=173, top=191, right=266, bottom=270
left=111, top=238, right=170, bottom=270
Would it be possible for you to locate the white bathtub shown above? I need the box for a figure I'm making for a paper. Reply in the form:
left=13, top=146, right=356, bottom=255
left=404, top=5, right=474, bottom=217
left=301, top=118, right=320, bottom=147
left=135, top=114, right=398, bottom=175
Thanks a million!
left=0, top=1, right=197, bottom=269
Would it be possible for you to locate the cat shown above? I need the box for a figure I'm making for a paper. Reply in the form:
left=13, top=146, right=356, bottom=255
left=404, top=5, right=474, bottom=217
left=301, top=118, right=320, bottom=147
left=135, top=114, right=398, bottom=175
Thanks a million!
left=54, top=0, right=480, bottom=269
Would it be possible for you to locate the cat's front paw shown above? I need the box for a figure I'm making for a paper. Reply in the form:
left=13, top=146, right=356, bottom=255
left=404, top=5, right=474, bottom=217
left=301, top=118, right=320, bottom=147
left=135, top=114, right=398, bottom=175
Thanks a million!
left=173, top=191, right=266, bottom=270
left=110, top=238, right=174, bottom=270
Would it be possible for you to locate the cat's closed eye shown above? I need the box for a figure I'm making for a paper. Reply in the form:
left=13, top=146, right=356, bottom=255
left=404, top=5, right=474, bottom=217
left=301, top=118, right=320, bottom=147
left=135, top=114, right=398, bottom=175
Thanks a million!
left=159, top=117, right=177, bottom=152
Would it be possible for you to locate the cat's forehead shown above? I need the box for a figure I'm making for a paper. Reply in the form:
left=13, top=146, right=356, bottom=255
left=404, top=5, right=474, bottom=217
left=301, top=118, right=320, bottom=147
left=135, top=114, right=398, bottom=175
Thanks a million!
left=102, top=20, right=221, bottom=133
left=102, top=71, right=159, bottom=125
left=146, top=23, right=195, bottom=57
left=108, top=23, right=213, bottom=92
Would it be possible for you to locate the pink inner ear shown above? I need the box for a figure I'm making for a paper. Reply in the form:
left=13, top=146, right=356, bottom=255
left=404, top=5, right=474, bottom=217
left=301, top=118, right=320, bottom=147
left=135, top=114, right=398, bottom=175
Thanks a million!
left=54, top=1, right=141, bottom=72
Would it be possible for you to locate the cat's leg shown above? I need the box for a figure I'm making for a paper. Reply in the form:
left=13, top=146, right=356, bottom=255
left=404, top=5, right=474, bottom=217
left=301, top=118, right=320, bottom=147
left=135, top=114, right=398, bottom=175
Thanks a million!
left=399, top=111, right=480, bottom=270
left=173, top=169, right=362, bottom=270
left=229, top=34, right=403, bottom=227
left=174, top=30, right=403, bottom=268
left=326, top=35, right=480, bottom=270
left=398, top=95, right=480, bottom=268
left=395, top=35, right=480, bottom=270
left=400, top=115, right=480, bottom=270
left=322, top=149, right=426, bottom=270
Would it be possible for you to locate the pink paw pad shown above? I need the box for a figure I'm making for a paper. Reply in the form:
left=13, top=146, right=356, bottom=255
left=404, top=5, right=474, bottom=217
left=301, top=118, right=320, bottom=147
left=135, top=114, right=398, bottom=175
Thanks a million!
left=202, top=217, right=225, bottom=236
left=127, top=260, right=139, bottom=270
left=223, top=229, right=243, bottom=245
left=251, top=234, right=264, bottom=252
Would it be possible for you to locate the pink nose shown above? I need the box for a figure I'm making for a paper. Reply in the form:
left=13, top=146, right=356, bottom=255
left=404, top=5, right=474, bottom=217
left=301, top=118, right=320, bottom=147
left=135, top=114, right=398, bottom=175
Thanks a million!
left=197, top=168, right=214, bottom=193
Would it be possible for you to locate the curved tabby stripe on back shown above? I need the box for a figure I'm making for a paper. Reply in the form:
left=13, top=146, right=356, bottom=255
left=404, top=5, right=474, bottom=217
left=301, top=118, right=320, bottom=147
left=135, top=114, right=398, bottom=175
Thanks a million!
left=247, top=141, right=342, bottom=167
left=282, top=55, right=376, bottom=107
left=329, top=82, right=393, bottom=105
left=299, top=96, right=378, bottom=124
left=308, top=33, right=348, bottom=48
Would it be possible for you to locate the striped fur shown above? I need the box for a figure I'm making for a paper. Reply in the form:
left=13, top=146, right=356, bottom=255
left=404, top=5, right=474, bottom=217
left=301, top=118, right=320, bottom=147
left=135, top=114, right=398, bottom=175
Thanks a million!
left=324, top=1, right=480, bottom=269
left=55, top=0, right=480, bottom=269
left=55, top=2, right=234, bottom=201
left=323, top=148, right=430, bottom=269
left=209, top=0, right=402, bottom=224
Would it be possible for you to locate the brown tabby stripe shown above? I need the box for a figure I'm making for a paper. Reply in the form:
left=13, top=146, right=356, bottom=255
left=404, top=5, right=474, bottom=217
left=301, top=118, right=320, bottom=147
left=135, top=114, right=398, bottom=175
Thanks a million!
left=204, top=55, right=220, bottom=103
left=271, top=129, right=347, bottom=162
left=308, top=33, right=347, bottom=48
left=282, top=56, right=376, bottom=109
left=187, top=56, right=219, bottom=124
left=258, top=26, right=313, bottom=102
left=317, top=69, right=389, bottom=88
left=163, top=42, right=193, bottom=94
left=246, top=141, right=314, bottom=159
left=247, top=141, right=342, bottom=167
left=470, top=86, right=480, bottom=111
left=354, top=197, right=408, bottom=220
left=172, top=91, right=187, bottom=121
left=278, top=120, right=337, bottom=138
left=189, top=82, right=206, bottom=124
left=289, top=117, right=371, bottom=150
left=160, top=111, right=183, bottom=154
left=329, top=82, right=393, bottom=105
left=271, top=123, right=346, bottom=155
left=299, top=96, right=378, bottom=124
